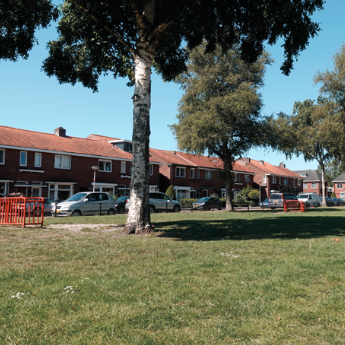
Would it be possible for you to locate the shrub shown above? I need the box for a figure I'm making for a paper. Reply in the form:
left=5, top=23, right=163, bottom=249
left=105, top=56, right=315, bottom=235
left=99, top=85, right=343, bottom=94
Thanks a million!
left=165, top=185, right=176, bottom=200
left=331, top=191, right=336, bottom=198
left=180, top=198, right=198, bottom=208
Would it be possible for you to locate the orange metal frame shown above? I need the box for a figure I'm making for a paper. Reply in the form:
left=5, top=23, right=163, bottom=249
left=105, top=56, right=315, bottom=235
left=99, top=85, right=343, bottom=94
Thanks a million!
left=284, top=200, right=305, bottom=212
left=0, top=197, right=44, bottom=228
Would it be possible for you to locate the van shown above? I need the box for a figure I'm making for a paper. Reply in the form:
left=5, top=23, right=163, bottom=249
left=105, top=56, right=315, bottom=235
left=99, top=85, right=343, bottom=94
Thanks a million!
left=297, top=193, right=320, bottom=207
left=269, top=193, right=297, bottom=208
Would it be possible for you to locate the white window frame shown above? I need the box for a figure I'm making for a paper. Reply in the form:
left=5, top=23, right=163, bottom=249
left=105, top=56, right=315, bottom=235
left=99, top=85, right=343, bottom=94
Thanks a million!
left=54, top=155, right=71, bottom=170
left=48, top=183, right=75, bottom=200
left=20, top=151, right=27, bottom=166
left=311, top=182, right=317, bottom=189
left=190, top=169, right=195, bottom=178
left=337, top=182, right=343, bottom=189
left=303, top=182, right=308, bottom=189
left=99, top=159, right=112, bottom=172
left=272, top=176, right=277, bottom=184
left=149, top=164, right=153, bottom=176
left=176, top=167, right=186, bottom=178
left=0, top=149, right=5, bottom=165
left=263, top=176, right=267, bottom=184
left=34, top=152, right=42, bottom=168
left=121, top=161, right=126, bottom=174
left=205, top=170, right=212, bottom=180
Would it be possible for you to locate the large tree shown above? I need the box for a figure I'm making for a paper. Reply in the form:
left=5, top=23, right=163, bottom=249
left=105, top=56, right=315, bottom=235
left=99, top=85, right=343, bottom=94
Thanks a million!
left=271, top=98, right=343, bottom=206
left=3, top=0, right=324, bottom=232
left=0, top=0, right=58, bottom=61
left=170, top=42, right=271, bottom=211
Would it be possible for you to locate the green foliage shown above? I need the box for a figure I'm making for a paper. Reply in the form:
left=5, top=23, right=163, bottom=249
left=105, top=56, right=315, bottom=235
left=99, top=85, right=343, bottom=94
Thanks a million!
left=248, top=189, right=260, bottom=201
left=165, top=185, right=176, bottom=200
left=0, top=0, right=58, bottom=61
left=179, top=198, right=197, bottom=208
left=317, top=160, right=345, bottom=187
left=331, top=191, right=336, bottom=198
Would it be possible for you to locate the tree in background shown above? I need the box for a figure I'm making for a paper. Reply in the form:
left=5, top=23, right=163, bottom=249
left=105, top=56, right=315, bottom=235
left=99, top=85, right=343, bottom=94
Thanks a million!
left=165, top=185, right=176, bottom=200
left=271, top=98, right=343, bottom=206
left=2, top=0, right=325, bottom=232
left=171, top=42, right=272, bottom=211
left=0, top=0, right=58, bottom=61
left=317, top=160, right=345, bottom=187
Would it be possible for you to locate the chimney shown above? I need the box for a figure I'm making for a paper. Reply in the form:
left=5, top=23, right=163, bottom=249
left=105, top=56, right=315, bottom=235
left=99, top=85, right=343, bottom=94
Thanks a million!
left=238, top=158, right=250, bottom=166
left=259, top=160, right=264, bottom=165
left=279, top=162, right=286, bottom=168
left=55, top=127, right=66, bottom=137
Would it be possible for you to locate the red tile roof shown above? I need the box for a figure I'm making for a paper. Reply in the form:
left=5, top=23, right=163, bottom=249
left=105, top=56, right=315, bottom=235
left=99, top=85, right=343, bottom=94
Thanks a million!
left=0, top=126, right=162, bottom=162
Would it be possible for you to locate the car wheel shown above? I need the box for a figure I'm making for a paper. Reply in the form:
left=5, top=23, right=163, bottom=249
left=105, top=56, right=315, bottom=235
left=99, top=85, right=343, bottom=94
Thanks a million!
left=173, top=205, right=180, bottom=213
left=218, top=204, right=222, bottom=210
left=71, top=210, right=81, bottom=216
left=149, top=206, right=155, bottom=214
left=107, top=209, right=116, bottom=215
left=204, top=205, right=209, bottom=211
left=33, top=207, right=42, bottom=217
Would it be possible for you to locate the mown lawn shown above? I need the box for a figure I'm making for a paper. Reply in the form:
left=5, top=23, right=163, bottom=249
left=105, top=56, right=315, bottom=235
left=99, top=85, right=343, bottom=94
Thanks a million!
left=1, top=208, right=345, bottom=344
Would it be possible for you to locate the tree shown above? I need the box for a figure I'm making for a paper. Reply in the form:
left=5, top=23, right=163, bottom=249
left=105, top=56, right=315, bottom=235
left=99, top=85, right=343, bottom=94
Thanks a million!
left=0, top=0, right=58, bottom=61
left=271, top=98, right=343, bottom=206
left=5, top=0, right=324, bottom=232
left=317, top=159, right=345, bottom=187
left=165, top=185, right=176, bottom=200
left=170, top=42, right=272, bottom=211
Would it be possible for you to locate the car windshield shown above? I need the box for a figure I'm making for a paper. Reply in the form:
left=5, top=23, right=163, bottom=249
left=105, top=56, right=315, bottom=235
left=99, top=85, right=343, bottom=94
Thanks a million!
left=298, top=195, right=309, bottom=199
left=116, top=196, right=128, bottom=202
left=66, top=193, right=88, bottom=202
left=270, top=195, right=282, bottom=199
left=197, top=197, right=210, bottom=203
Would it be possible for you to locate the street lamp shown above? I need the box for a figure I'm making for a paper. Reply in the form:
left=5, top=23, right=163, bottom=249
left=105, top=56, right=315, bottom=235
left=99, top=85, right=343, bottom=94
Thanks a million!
left=91, top=166, right=99, bottom=192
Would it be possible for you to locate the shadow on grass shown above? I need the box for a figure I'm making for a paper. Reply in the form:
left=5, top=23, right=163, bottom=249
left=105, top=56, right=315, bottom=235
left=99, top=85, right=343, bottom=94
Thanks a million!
left=155, top=209, right=345, bottom=241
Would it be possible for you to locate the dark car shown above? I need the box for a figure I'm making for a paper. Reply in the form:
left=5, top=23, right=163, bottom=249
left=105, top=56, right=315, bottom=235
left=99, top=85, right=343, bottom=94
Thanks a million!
left=192, top=197, right=222, bottom=211
left=269, top=193, right=297, bottom=209
left=115, top=196, right=129, bottom=213
left=320, top=197, right=335, bottom=206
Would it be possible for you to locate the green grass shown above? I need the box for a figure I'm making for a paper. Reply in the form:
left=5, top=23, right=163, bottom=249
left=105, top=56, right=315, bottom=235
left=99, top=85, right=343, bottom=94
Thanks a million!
left=1, top=208, right=345, bottom=344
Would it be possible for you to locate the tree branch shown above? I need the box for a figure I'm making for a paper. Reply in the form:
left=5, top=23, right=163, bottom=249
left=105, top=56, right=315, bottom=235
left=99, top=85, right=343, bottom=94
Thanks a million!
left=72, top=0, right=136, bottom=56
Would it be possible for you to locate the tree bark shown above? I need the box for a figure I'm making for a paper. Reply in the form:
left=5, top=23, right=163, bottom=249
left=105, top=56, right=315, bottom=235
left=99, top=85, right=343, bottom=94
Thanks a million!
left=223, top=158, right=234, bottom=211
left=321, top=163, right=326, bottom=207
left=124, top=46, right=153, bottom=234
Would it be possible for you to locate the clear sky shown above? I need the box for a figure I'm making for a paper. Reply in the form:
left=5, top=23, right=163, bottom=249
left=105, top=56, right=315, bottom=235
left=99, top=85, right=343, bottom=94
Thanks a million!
left=1, top=1, right=344, bottom=171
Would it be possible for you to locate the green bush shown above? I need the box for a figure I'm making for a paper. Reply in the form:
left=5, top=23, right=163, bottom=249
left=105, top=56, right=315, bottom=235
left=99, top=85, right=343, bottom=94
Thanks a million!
left=165, top=185, right=176, bottom=200
left=180, top=198, right=198, bottom=208
left=331, top=191, right=336, bottom=198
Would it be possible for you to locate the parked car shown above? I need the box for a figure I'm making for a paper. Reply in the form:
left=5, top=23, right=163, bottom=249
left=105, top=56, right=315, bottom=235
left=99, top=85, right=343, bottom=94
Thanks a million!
left=260, top=198, right=269, bottom=208
left=320, top=197, right=335, bottom=206
left=115, top=196, right=129, bottom=213
left=51, top=192, right=116, bottom=216
left=18, top=197, right=56, bottom=216
left=269, top=193, right=297, bottom=208
left=333, top=198, right=345, bottom=206
left=297, top=193, right=320, bottom=207
left=125, top=192, right=182, bottom=213
left=192, top=197, right=223, bottom=211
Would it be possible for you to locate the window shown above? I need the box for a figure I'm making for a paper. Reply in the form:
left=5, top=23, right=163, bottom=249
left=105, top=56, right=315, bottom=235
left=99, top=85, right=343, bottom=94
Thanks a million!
left=190, top=169, right=195, bottom=178
left=337, top=182, right=343, bottom=189
left=279, top=177, right=281, bottom=184
left=176, top=167, right=186, bottom=178
left=234, top=174, right=237, bottom=182
left=293, top=179, right=295, bottom=185
left=99, top=160, right=111, bottom=172
left=196, top=170, right=200, bottom=179
left=303, top=183, right=308, bottom=189
left=54, top=155, right=71, bottom=169
left=0, top=149, right=4, bottom=164
left=311, top=183, right=317, bottom=189
left=149, top=164, right=153, bottom=175
left=34, top=153, right=42, bottom=167
left=283, top=178, right=288, bottom=185
left=244, top=174, right=250, bottom=183
left=130, top=163, right=132, bottom=174
left=121, top=161, right=126, bottom=174
left=298, top=179, right=301, bottom=186
left=263, top=176, right=266, bottom=184
left=124, top=142, right=132, bottom=152
left=272, top=176, right=277, bottom=184
left=205, top=170, right=212, bottom=180
left=20, top=151, right=27, bottom=166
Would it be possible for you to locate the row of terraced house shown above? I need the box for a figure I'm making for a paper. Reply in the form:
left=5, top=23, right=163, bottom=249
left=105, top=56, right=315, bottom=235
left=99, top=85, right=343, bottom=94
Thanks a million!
left=0, top=125, right=334, bottom=202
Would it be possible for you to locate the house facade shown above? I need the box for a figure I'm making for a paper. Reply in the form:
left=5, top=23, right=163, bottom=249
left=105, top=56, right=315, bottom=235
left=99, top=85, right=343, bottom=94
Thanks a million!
left=0, top=126, right=161, bottom=200
left=293, top=169, right=329, bottom=197
left=150, top=149, right=255, bottom=201
left=236, top=158, right=303, bottom=201
left=333, top=173, right=345, bottom=198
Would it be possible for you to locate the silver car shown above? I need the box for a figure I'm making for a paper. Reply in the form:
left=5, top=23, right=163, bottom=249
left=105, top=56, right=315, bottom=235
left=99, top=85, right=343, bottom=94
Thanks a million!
left=51, top=192, right=116, bottom=216
left=125, top=192, right=182, bottom=213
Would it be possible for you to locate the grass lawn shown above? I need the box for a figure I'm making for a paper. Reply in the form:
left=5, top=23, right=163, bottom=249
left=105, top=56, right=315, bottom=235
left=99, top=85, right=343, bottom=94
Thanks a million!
left=1, top=208, right=345, bottom=344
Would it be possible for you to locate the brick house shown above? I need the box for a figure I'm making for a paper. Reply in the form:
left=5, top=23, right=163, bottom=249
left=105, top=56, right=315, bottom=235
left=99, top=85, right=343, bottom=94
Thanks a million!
left=150, top=149, right=255, bottom=201
left=0, top=126, right=161, bottom=200
left=332, top=173, right=345, bottom=198
left=294, top=169, right=329, bottom=197
left=236, top=158, right=303, bottom=201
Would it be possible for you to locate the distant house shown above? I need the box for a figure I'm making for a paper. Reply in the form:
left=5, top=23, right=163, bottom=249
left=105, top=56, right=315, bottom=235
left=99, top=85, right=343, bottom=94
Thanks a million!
left=150, top=149, right=255, bottom=201
left=236, top=158, right=303, bottom=201
left=332, top=173, right=345, bottom=198
left=293, top=169, right=329, bottom=197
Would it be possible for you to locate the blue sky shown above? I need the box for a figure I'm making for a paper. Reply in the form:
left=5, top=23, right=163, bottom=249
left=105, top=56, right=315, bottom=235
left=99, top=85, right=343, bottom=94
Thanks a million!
left=1, top=1, right=344, bottom=171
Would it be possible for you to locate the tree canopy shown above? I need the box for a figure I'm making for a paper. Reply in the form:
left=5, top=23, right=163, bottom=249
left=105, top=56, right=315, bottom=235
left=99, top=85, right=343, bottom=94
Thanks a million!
left=171, top=42, right=271, bottom=210
left=0, top=0, right=58, bottom=61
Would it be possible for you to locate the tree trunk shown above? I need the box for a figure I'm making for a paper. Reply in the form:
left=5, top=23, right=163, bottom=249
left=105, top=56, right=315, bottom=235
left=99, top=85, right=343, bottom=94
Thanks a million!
left=321, top=163, right=326, bottom=207
left=223, top=158, right=234, bottom=211
left=124, top=47, right=153, bottom=234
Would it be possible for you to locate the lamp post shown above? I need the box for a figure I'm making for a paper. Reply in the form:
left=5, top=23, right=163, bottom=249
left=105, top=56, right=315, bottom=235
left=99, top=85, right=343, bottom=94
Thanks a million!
left=91, top=166, right=99, bottom=192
